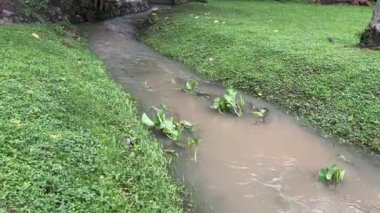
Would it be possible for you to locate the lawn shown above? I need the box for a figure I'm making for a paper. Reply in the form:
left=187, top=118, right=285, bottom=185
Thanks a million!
left=0, top=24, right=182, bottom=212
left=142, top=0, right=380, bottom=151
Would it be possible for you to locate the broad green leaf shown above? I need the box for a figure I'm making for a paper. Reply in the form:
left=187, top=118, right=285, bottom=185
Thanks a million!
left=212, top=97, right=221, bottom=109
left=319, top=164, right=345, bottom=185
left=253, top=111, right=264, bottom=118
left=185, top=80, right=198, bottom=92
left=325, top=166, right=336, bottom=180
left=142, top=113, right=155, bottom=127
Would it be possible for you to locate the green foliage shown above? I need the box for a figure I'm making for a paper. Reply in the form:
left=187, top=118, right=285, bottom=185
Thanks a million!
left=319, top=165, right=345, bottom=185
left=187, top=137, right=201, bottom=162
left=185, top=80, right=199, bottom=93
left=188, top=137, right=201, bottom=147
left=0, top=24, right=182, bottom=212
left=251, top=107, right=268, bottom=123
left=212, top=88, right=244, bottom=116
left=19, top=0, right=49, bottom=21
left=142, top=105, right=194, bottom=141
left=142, top=1, right=380, bottom=151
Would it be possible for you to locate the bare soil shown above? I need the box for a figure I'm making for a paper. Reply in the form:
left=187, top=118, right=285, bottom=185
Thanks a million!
left=0, top=0, right=21, bottom=15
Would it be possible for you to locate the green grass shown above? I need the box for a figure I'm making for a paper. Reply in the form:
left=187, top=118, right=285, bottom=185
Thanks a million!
left=142, top=0, right=380, bottom=151
left=0, top=24, right=182, bottom=212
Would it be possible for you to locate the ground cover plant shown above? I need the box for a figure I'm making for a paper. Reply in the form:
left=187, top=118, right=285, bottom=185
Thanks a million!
left=0, top=24, right=182, bottom=212
left=142, top=0, right=380, bottom=151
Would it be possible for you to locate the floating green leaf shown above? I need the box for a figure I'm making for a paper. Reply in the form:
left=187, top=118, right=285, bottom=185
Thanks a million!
left=142, top=113, right=155, bottom=127
left=319, top=164, right=345, bottom=185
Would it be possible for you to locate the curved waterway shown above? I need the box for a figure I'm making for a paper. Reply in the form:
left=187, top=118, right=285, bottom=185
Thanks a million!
left=85, top=7, right=380, bottom=213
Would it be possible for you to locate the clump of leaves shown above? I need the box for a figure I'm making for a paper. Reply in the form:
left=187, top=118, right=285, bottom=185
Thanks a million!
left=212, top=88, right=244, bottom=116
left=184, top=80, right=199, bottom=93
left=142, top=105, right=194, bottom=141
left=319, top=165, right=345, bottom=185
left=251, top=107, right=269, bottom=122
left=149, top=12, right=161, bottom=30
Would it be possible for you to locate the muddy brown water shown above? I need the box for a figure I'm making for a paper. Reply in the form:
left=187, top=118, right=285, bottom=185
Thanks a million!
left=85, top=8, right=380, bottom=213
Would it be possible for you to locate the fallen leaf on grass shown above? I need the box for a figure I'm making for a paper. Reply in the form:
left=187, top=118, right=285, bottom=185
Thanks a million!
left=32, top=33, right=40, bottom=39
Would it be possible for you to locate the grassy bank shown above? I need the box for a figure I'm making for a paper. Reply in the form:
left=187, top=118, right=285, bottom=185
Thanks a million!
left=0, top=24, right=182, bottom=212
left=142, top=1, right=380, bottom=151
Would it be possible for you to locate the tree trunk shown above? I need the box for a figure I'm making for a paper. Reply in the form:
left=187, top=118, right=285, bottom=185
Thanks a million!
left=360, top=0, right=380, bottom=49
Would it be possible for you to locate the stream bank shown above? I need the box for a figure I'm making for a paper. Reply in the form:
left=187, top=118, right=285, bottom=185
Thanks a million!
left=86, top=6, right=380, bottom=212
left=0, top=23, right=182, bottom=212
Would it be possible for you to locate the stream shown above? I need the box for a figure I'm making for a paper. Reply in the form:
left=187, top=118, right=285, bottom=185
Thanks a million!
left=85, top=6, right=380, bottom=213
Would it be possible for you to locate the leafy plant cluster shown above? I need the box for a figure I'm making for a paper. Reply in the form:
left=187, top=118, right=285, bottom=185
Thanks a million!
left=184, top=80, right=269, bottom=120
left=142, top=105, right=201, bottom=162
left=212, top=88, right=245, bottom=117
left=142, top=105, right=196, bottom=142
left=183, top=83, right=347, bottom=185
left=19, top=0, right=50, bottom=21
left=319, top=165, right=345, bottom=185
left=184, top=80, right=199, bottom=94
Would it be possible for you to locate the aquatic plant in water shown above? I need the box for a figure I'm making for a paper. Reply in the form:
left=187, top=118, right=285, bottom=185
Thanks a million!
left=142, top=105, right=194, bottom=141
left=251, top=107, right=268, bottom=123
left=184, top=80, right=199, bottom=93
left=319, top=164, right=345, bottom=185
left=141, top=105, right=195, bottom=142
left=212, top=88, right=244, bottom=116
left=188, top=137, right=201, bottom=162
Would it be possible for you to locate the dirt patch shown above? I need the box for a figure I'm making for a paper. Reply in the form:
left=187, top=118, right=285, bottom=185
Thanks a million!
left=0, top=0, right=150, bottom=24
left=0, top=0, right=25, bottom=24
left=0, top=0, right=18, bottom=12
